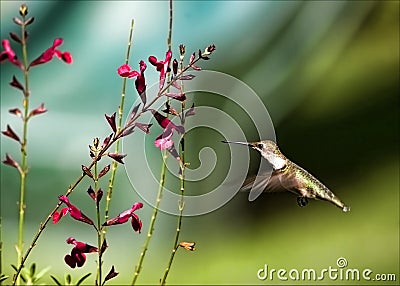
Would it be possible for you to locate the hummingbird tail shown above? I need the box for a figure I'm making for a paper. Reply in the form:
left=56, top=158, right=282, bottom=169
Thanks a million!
left=342, top=205, right=350, bottom=212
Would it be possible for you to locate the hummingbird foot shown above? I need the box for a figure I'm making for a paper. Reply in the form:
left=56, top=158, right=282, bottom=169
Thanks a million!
left=297, top=196, right=308, bottom=207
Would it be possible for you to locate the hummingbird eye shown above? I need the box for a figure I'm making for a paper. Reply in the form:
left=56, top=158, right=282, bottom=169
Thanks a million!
left=257, top=143, right=263, bottom=149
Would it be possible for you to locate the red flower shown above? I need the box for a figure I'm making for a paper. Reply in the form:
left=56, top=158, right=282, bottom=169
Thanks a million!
left=2, top=153, right=20, bottom=169
left=103, top=202, right=143, bottom=233
left=0, top=39, right=23, bottom=69
left=118, top=61, right=147, bottom=96
left=64, top=237, right=98, bottom=268
left=135, top=60, right=147, bottom=95
left=29, top=103, right=47, bottom=117
left=117, top=64, right=139, bottom=78
left=53, top=195, right=94, bottom=226
left=148, top=50, right=172, bottom=89
left=29, top=38, right=72, bottom=68
left=151, top=110, right=184, bottom=134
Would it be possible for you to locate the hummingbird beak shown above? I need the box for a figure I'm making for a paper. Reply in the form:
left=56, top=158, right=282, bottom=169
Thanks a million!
left=221, top=140, right=254, bottom=147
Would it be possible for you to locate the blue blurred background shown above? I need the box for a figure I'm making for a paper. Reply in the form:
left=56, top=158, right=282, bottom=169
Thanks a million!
left=1, top=1, right=399, bottom=285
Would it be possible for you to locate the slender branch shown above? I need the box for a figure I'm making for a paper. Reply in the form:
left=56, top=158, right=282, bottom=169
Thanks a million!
left=15, top=13, right=30, bottom=286
left=132, top=3, right=174, bottom=284
left=104, top=19, right=135, bottom=224
left=160, top=154, right=185, bottom=285
left=160, top=45, right=186, bottom=286
left=167, top=0, right=173, bottom=50
left=0, top=217, right=3, bottom=285
left=131, top=150, right=168, bottom=285
left=12, top=48, right=208, bottom=285
left=92, top=162, right=102, bottom=285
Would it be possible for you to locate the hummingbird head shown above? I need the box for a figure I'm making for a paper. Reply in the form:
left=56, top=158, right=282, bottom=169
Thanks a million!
left=222, top=140, right=286, bottom=170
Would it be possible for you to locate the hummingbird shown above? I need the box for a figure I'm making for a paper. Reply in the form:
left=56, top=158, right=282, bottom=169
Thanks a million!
left=222, top=140, right=350, bottom=212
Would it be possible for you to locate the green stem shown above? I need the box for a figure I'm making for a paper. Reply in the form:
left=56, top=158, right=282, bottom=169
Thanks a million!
left=0, top=217, right=3, bottom=285
left=167, top=0, right=173, bottom=50
left=160, top=51, right=186, bottom=286
left=104, top=19, right=135, bottom=224
left=160, top=157, right=185, bottom=285
left=132, top=2, right=174, bottom=283
left=131, top=151, right=168, bottom=285
left=92, top=162, right=102, bottom=285
left=15, top=16, right=30, bottom=286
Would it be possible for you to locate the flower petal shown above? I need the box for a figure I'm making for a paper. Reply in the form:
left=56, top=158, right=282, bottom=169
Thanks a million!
left=154, top=129, right=174, bottom=150
left=2, top=124, right=20, bottom=142
left=61, top=52, right=72, bottom=64
left=151, top=110, right=171, bottom=129
left=108, top=153, right=127, bottom=164
left=130, top=202, right=143, bottom=212
left=104, top=265, right=119, bottom=282
left=2, top=153, right=19, bottom=169
left=29, top=103, right=47, bottom=117
left=72, top=249, right=86, bottom=268
left=118, top=64, right=131, bottom=77
left=130, top=214, right=142, bottom=233
left=103, top=209, right=131, bottom=226
left=105, top=112, right=117, bottom=132
left=52, top=208, right=69, bottom=224
left=134, top=122, right=152, bottom=134
left=64, top=254, right=77, bottom=268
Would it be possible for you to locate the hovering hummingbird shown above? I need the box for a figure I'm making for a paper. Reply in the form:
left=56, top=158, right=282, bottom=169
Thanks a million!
left=222, top=140, right=350, bottom=212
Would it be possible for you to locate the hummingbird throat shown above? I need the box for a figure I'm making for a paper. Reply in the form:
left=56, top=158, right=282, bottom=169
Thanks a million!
left=263, top=153, right=286, bottom=170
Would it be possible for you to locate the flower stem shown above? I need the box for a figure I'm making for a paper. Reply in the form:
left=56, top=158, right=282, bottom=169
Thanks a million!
left=92, top=162, right=102, bottom=285
left=104, top=19, right=135, bottom=225
left=160, top=52, right=186, bottom=286
left=131, top=151, right=167, bottom=285
left=0, top=217, right=3, bottom=285
left=160, top=156, right=185, bottom=285
left=167, top=0, right=173, bottom=50
left=132, top=3, right=173, bottom=283
left=14, top=15, right=31, bottom=286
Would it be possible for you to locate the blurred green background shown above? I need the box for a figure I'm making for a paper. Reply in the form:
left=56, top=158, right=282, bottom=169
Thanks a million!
left=1, top=1, right=399, bottom=285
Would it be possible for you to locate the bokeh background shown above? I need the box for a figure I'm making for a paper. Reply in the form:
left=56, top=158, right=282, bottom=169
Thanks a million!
left=1, top=1, right=399, bottom=285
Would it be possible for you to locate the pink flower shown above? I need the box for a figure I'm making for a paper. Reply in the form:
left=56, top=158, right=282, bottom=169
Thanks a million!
left=103, top=202, right=143, bottom=233
left=148, top=50, right=172, bottom=89
left=0, top=39, right=23, bottom=69
left=151, top=110, right=184, bottom=154
left=154, top=128, right=174, bottom=150
left=64, top=237, right=98, bottom=268
left=29, top=38, right=72, bottom=67
left=53, top=195, right=94, bottom=226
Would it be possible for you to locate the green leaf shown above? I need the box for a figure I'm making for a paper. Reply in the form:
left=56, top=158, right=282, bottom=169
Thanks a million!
left=35, top=266, right=50, bottom=280
left=0, top=274, right=9, bottom=282
left=30, top=263, right=36, bottom=277
left=65, top=273, right=72, bottom=285
left=50, top=275, right=63, bottom=286
left=76, top=273, right=91, bottom=286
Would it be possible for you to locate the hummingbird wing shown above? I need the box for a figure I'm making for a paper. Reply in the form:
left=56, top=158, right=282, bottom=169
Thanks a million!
left=240, top=170, right=285, bottom=193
